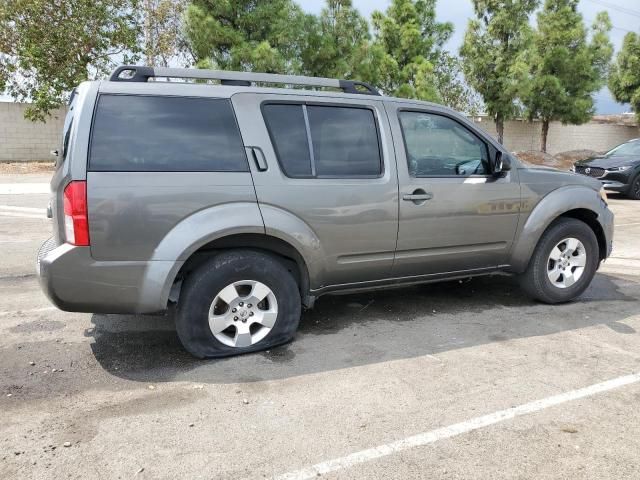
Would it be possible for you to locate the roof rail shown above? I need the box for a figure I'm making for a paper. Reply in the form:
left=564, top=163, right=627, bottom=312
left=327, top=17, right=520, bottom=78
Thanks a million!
left=109, top=65, right=381, bottom=96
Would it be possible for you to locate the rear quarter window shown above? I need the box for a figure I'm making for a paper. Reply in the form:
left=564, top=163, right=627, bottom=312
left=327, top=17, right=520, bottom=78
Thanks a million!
left=89, top=95, right=248, bottom=172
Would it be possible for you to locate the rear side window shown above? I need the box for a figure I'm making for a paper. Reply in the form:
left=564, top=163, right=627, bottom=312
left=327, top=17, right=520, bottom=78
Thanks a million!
left=263, top=103, right=382, bottom=178
left=89, top=95, right=248, bottom=172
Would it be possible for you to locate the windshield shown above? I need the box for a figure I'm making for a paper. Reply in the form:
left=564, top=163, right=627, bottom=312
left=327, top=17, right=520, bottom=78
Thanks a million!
left=605, top=141, right=640, bottom=157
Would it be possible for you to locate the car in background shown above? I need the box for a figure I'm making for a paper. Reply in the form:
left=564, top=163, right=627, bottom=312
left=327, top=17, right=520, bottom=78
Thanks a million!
left=572, top=138, right=640, bottom=200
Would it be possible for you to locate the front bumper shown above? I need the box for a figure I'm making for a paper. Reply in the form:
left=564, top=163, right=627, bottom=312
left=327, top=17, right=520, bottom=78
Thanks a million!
left=601, top=205, right=615, bottom=259
left=601, top=180, right=628, bottom=193
left=37, top=238, right=178, bottom=314
left=575, top=169, right=633, bottom=193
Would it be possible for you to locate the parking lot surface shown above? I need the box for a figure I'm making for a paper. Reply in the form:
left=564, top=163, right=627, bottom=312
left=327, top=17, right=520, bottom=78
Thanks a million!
left=1, top=173, right=639, bottom=479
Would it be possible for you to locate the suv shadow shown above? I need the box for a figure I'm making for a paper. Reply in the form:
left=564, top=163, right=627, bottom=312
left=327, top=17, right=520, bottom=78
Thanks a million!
left=86, top=273, right=638, bottom=384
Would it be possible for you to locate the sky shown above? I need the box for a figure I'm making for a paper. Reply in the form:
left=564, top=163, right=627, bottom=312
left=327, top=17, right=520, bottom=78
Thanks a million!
left=300, top=0, right=639, bottom=114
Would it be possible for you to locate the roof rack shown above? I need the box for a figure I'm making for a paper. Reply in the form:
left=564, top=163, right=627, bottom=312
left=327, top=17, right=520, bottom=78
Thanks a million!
left=109, top=65, right=381, bottom=96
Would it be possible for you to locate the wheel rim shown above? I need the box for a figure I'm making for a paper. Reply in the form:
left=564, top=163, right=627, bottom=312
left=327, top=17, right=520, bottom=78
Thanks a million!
left=208, top=280, right=278, bottom=348
left=546, top=237, right=587, bottom=289
left=634, top=178, right=640, bottom=199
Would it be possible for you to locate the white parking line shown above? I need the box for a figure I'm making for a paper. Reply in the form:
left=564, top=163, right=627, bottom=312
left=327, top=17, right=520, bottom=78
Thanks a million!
left=274, top=372, right=640, bottom=480
left=0, top=205, right=47, bottom=214
left=0, top=183, right=49, bottom=195
left=0, top=205, right=48, bottom=220
left=616, top=222, right=640, bottom=227
left=0, top=306, right=57, bottom=317
left=0, top=211, right=47, bottom=220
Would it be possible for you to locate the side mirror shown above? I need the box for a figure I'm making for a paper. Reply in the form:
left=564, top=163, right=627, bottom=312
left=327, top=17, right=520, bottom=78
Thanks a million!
left=491, top=151, right=511, bottom=175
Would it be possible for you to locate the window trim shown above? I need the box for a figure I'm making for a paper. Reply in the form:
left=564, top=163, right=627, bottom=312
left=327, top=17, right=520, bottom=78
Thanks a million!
left=87, top=93, right=250, bottom=173
left=261, top=100, right=385, bottom=180
left=397, top=108, right=492, bottom=179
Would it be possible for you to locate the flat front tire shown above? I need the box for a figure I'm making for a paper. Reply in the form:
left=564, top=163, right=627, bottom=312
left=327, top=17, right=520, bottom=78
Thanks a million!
left=175, top=250, right=301, bottom=358
left=519, top=218, right=599, bottom=304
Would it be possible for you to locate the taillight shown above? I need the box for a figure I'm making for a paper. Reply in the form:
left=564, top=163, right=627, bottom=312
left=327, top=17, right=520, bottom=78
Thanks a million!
left=63, top=181, right=89, bottom=246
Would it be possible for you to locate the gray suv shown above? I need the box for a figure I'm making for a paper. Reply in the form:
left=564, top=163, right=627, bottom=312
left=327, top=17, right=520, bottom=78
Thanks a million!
left=37, top=66, right=614, bottom=358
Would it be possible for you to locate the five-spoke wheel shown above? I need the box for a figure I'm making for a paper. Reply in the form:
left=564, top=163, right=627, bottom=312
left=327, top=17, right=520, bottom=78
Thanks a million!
left=546, top=238, right=587, bottom=289
left=209, top=280, right=278, bottom=348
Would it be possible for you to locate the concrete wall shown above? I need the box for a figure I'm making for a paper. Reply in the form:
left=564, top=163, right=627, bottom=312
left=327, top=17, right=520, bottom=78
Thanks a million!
left=472, top=116, right=639, bottom=155
left=0, top=101, right=638, bottom=161
left=0, top=102, right=67, bottom=162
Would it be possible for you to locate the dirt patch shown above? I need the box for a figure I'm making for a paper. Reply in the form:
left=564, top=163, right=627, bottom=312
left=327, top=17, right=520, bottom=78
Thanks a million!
left=513, top=150, right=557, bottom=167
left=513, top=149, right=602, bottom=171
left=0, top=162, right=55, bottom=174
left=553, top=149, right=602, bottom=169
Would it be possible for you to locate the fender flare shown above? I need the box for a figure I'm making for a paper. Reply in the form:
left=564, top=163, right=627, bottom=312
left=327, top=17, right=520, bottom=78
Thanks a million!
left=258, top=204, right=327, bottom=289
left=139, top=202, right=264, bottom=310
left=140, top=202, right=326, bottom=310
left=509, top=185, right=606, bottom=272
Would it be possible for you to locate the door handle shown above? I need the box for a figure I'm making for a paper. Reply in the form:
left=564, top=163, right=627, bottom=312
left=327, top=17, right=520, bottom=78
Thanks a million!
left=403, top=190, right=433, bottom=203
left=247, top=147, right=268, bottom=172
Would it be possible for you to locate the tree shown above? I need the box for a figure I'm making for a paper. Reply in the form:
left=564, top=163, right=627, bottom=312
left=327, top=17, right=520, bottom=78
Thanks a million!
left=142, top=0, right=188, bottom=68
left=609, top=31, right=640, bottom=123
left=182, top=0, right=311, bottom=73
left=523, top=2, right=613, bottom=152
left=360, top=0, right=453, bottom=101
left=434, top=52, right=483, bottom=114
left=0, top=0, right=140, bottom=121
left=300, top=0, right=370, bottom=79
left=460, top=0, right=539, bottom=144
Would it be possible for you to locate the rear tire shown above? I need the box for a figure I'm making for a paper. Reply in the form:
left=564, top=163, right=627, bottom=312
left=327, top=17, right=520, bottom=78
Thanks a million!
left=519, top=218, right=599, bottom=304
left=176, top=250, right=301, bottom=358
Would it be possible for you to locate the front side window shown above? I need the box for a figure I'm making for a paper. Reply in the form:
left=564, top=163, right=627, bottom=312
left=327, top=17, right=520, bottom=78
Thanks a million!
left=398, top=111, right=489, bottom=177
left=263, top=103, right=382, bottom=178
left=89, top=95, right=248, bottom=172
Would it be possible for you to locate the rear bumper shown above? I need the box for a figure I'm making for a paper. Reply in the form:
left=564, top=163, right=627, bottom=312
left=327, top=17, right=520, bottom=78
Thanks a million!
left=37, top=239, right=180, bottom=314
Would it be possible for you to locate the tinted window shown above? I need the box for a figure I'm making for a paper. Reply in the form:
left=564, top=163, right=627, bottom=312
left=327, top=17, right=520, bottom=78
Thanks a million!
left=262, top=104, right=312, bottom=177
left=263, top=103, right=382, bottom=178
left=307, top=106, right=382, bottom=177
left=399, top=111, right=489, bottom=177
left=90, top=95, right=248, bottom=172
left=58, top=92, right=77, bottom=167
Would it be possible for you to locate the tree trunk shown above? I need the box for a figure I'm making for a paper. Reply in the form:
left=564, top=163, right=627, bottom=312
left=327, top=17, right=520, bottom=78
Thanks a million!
left=495, top=113, right=504, bottom=145
left=540, top=119, right=550, bottom=153
left=144, top=0, right=155, bottom=67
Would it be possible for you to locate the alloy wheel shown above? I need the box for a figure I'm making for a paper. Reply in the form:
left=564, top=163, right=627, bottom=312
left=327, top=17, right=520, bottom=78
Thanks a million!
left=546, top=237, right=587, bottom=289
left=208, top=280, right=278, bottom=348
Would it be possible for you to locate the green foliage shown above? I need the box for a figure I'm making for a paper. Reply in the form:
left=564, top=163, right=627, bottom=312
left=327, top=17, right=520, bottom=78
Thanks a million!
left=182, top=0, right=311, bottom=73
left=361, top=0, right=453, bottom=101
left=300, top=0, right=370, bottom=79
left=522, top=1, right=613, bottom=151
left=609, top=31, right=640, bottom=123
left=460, top=0, right=539, bottom=142
left=0, top=0, right=140, bottom=121
left=143, top=0, right=188, bottom=68
left=434, top=53, right=483, bottom=114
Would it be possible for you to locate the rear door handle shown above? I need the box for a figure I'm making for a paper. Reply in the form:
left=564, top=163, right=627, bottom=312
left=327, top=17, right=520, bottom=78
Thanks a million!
left=248, top=147, right=268, bottom=172
left=403, top=190, right=433, bottom=202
